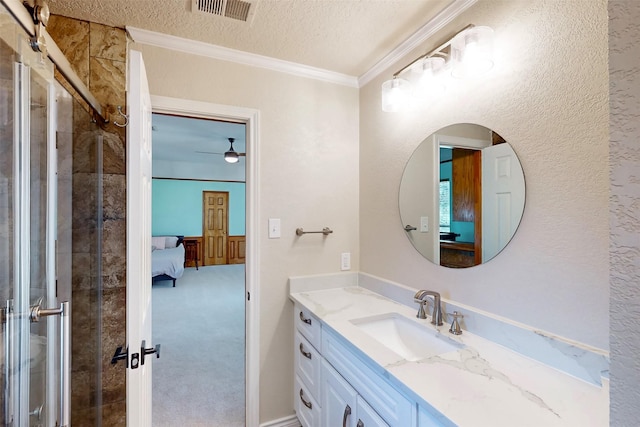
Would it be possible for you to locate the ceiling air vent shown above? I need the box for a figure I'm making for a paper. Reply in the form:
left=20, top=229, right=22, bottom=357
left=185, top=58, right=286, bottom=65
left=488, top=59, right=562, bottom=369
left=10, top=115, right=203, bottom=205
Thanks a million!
left=192, top=0, right=258, bottom=23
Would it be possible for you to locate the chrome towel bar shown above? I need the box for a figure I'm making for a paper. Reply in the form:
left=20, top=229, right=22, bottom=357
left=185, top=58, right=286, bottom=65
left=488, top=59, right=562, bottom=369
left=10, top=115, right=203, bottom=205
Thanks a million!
left=296, top=227, right=333, bottom=236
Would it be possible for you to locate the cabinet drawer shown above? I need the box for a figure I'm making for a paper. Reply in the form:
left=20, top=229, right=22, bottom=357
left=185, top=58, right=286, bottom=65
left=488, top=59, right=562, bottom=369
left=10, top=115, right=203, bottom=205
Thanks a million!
left=323, top=330, right=415, bottom=427
left=295, top=374, right=321, bottom=427
left=295, top=331, right=322, bottom=399
left=295, top=304, right=321, bottom=350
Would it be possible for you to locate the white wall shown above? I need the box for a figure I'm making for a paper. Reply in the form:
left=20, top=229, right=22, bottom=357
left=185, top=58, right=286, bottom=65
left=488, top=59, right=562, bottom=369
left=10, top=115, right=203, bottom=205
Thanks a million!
left=359, top=0, right=609, bottom=350
left=132, top=43, right=360, bottom=422
left=609, top=0, right=640, bottom=423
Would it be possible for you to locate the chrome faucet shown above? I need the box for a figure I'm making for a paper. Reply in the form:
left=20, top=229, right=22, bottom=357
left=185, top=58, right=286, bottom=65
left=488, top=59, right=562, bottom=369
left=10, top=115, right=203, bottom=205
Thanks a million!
left=413, top=290, right=443, bottom=326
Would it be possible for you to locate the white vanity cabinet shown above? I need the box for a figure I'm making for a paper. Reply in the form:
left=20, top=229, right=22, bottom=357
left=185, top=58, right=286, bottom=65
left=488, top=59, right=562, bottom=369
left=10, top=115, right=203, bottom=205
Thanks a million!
left=322, top=359, right=388, bottom=427
left=293, top=302, right=419, bottom=427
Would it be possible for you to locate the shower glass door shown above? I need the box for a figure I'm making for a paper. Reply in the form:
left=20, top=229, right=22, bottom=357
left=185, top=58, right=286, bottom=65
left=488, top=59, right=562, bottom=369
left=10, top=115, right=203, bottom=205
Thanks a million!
left=1, top=4, right=69, bottom=426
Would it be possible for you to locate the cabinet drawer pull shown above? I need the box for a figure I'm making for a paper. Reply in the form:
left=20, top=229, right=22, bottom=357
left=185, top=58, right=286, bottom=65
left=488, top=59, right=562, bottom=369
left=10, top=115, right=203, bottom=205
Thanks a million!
left=299, top=343, right=312, bottom=359
left=299, top=311, right=312, bottom=325
left=357, top=420, right=364, bottom=427
left=299, top=389, right=313, bottom=409
left=342, top=404, right=352, bottom=427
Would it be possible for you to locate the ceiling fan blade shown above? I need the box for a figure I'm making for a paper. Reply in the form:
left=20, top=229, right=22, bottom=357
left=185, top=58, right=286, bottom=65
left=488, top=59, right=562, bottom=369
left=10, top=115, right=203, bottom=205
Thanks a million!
left=195, top=151, right=246, bottom=156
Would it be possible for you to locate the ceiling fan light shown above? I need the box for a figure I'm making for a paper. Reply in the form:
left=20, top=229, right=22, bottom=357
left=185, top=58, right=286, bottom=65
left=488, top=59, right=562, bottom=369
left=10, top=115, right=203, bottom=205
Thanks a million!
left=224, top=137, right=240, bottom=163
left=224, top=150, right=239, bottom=163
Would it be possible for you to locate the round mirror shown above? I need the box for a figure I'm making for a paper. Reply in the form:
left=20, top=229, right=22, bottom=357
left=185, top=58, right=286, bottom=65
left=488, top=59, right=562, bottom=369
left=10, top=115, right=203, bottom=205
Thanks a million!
left=399, top=124, right=525, bottom=268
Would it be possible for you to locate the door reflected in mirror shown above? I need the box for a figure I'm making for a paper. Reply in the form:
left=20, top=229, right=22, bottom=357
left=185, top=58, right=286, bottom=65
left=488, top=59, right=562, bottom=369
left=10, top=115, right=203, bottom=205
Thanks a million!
left=399, top=124, right=525, bottom=268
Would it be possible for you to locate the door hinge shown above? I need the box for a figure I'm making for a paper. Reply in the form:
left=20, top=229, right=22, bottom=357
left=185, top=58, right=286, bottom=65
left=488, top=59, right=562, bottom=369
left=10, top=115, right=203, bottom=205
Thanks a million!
left=247, top=291, right=250, bottom=301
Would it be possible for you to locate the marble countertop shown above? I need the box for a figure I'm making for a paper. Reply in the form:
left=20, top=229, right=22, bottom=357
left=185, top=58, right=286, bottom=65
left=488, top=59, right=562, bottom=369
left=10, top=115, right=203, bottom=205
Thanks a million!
left=290, top=286, right=609, bottom=427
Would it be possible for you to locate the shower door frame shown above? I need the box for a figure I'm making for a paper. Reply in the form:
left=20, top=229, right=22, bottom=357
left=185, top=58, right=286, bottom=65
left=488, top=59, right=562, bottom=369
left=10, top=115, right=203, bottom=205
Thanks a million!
left=2, top=15, right=69, bottom=427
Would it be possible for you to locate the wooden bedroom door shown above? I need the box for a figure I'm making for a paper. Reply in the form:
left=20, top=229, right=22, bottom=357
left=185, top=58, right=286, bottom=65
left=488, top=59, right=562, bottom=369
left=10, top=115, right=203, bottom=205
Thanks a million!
left=126, top=50, right=157, bottom=427
left=203, top=191, right=229, bottom=265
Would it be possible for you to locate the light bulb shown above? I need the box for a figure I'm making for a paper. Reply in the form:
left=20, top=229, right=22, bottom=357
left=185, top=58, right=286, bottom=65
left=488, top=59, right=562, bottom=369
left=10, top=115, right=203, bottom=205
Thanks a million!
left=381, top=78, right=412, bottom=112
left=411, top=56, right=446, bottom=99
left=451, top=26, right=494, bottom=79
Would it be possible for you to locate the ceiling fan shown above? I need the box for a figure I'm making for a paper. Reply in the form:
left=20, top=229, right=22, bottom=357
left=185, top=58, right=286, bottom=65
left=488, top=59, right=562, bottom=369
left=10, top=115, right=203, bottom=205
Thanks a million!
left=196, top=137, right=246, bottom=163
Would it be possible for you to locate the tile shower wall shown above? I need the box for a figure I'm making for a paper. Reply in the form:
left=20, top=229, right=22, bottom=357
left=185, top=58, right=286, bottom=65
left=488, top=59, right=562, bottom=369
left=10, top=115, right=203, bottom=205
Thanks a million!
left=47, top=16, right=128, bottom=426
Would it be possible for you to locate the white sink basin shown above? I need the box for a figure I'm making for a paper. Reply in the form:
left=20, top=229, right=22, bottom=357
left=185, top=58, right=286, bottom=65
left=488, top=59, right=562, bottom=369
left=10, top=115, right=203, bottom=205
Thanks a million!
left=350, top=313, right=463, bottom=361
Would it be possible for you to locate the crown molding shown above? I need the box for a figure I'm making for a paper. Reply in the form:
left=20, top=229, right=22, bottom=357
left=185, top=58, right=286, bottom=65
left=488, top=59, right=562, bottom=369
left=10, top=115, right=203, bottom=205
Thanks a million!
left=358, top=0, right=479, bottom=87
left=127, top=27, right=359, bottom=88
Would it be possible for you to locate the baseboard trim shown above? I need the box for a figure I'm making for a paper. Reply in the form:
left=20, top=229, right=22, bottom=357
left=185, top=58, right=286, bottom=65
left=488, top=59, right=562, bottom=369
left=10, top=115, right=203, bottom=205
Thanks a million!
left=259, top=414, right=301, bottom=427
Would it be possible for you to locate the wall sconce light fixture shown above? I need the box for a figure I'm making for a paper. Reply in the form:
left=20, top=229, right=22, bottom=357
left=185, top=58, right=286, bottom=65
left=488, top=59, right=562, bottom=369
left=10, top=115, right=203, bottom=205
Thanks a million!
left=381, top=24, right=494, bottom=112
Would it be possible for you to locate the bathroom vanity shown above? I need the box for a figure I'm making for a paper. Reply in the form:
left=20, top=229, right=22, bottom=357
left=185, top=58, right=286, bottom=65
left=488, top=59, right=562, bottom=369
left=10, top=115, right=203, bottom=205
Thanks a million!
left=290, top=275, right=608, bottom=427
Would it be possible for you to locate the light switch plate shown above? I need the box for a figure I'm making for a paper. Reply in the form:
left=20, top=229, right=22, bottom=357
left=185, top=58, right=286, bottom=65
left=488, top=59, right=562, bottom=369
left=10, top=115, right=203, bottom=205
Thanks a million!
left=268, top=218, right=281, bottom=239
left=420, top=216, right=428, bottom=232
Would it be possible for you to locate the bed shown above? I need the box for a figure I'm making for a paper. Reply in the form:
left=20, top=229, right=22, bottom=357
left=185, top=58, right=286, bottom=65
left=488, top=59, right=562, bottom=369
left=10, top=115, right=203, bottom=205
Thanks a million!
left=152, top=235, right=185, bottom=287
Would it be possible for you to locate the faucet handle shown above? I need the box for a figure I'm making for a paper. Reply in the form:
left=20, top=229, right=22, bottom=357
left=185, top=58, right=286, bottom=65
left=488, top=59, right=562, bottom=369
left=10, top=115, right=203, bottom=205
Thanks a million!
left=448, top=311, right=463, bottom=335
left=414, top=299, right=428, bottom=319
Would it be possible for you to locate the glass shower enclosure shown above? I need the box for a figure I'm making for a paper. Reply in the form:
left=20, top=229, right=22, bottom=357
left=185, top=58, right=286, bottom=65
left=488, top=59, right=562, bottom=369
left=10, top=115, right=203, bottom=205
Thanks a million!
left=1, top=3, right=103, bottom=426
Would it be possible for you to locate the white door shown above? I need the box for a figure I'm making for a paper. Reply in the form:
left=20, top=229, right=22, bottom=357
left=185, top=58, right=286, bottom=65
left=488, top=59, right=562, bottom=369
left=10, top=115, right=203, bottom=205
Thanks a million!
left=126, top=50, right=155, bottom=426
left=481, top=143, right=525, bottom=262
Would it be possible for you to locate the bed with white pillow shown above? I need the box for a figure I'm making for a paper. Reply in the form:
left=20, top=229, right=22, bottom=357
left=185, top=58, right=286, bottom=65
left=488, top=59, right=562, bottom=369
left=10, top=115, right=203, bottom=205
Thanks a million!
left=151, top=235, right=185, bottom=287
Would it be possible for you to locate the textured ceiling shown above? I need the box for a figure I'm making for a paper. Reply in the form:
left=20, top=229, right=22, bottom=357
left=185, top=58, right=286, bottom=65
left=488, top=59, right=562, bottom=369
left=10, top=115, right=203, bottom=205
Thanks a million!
left=46, top=0, right=452, bottom=76
left=151, top=113, right=246, bottom=165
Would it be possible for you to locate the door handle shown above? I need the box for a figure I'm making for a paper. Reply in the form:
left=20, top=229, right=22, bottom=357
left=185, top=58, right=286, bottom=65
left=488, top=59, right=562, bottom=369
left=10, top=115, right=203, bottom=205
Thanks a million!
left=141, top=340, right=161, bottom=365
left=357, top=420, right=364, bottom=427
left=111, top=346, right=128, bottom=367
left=342, top=404, right=351, bottom=427
left=28, top=300, right=71, bottom=427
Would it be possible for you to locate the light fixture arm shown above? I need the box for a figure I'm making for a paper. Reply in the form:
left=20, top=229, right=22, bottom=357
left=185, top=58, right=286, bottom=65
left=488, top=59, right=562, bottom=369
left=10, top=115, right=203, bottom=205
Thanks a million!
left=392, top=24, right=475, bottom=78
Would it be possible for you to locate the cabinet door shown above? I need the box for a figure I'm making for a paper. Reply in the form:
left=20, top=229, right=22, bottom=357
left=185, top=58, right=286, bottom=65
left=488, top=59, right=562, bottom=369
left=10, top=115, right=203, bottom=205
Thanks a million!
left=418, top=405, right=446, bottom=427
left=356, top=396, right=390, bottom=427
left=322, top=360, right=357, bottom=427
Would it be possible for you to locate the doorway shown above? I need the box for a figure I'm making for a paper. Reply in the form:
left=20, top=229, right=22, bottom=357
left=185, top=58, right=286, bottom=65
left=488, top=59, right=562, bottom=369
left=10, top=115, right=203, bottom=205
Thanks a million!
left=148, top=99, right=259, bottom=426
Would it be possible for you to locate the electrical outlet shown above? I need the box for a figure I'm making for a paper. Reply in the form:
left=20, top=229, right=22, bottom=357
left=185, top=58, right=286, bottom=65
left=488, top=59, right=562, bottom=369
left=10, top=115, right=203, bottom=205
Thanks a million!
left=341, top=253, right=351, bottom=271
left=268, top=218, right=281, bottom=239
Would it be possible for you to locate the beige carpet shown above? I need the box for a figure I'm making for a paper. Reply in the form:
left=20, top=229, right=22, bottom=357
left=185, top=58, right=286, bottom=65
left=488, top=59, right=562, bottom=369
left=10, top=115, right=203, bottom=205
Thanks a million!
left=151, top=264, right=245, bottom=427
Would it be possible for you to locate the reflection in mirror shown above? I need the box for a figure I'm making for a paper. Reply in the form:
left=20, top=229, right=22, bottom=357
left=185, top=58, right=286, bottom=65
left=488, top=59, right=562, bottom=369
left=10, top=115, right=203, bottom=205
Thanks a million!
left=399, top=124, right=525, bottom=268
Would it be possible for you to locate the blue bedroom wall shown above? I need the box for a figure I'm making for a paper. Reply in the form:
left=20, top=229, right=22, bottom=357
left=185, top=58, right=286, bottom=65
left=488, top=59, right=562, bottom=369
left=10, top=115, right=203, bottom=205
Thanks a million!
left=152, top=179, right=246, bottom=236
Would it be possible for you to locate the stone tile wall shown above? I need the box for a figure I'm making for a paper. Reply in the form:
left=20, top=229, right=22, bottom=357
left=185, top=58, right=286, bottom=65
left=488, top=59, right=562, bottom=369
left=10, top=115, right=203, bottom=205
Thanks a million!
left=47, top=16, right=128, bottom=426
